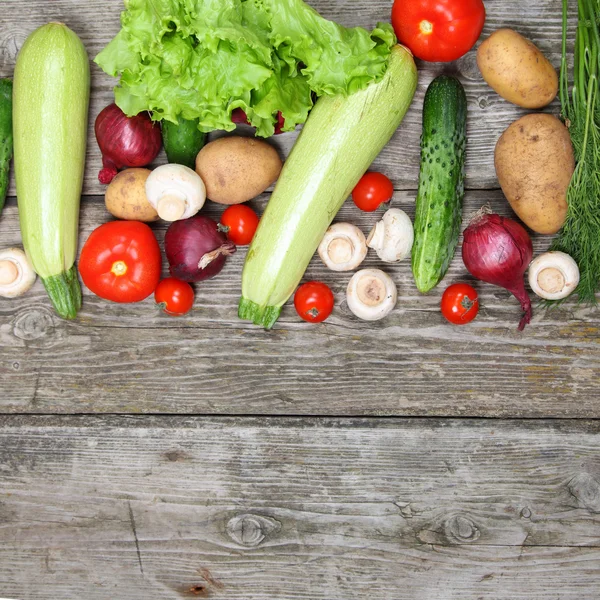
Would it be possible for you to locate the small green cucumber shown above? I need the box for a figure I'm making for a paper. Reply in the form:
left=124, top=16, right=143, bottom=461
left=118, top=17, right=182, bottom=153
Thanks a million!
left=0, top=78, right=13, bottom=215
left=161, top=117, right=206, bottom=169
left=411, top=75, right=467, bottom=293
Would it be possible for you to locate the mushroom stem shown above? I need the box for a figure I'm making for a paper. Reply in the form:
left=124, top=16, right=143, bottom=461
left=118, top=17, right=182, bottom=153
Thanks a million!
left=0, top=248, right=37, bottom=298
left=157, top=194, right=187, bottom=222
left=0, top=259, right=19, bottom=286
left=537, top=267, right=565, bottom=294
left=356, top=274, right=387, bottom=307
left=327, top=237, right=354, bottom=265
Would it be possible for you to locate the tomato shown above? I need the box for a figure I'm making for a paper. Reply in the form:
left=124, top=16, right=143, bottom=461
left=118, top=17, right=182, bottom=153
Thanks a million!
left=352, top=172, right=394, bottom=212
left=155, top=278, right=195, bottom=316
left=294, top=281, right=335, bottom=323
left=79, top=221, right=162, bottom=303
left=220, top=205, right=260, bottom=246
left=391, top=0, right=486, bottom=63
left=441, top=283, right=479, bottom=325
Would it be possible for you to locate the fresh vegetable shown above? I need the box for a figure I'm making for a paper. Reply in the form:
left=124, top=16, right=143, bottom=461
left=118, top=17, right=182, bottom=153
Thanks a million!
left=462, top=211, right=533, bottom=331
left=220, top=205, right=260, bottom=246
left=146, top=164, right=206, bottom=221
left=80, top=221, right=161, bottom=303
left=391, top=0, right=485, bottom=62
left=549, top=0, right=600, bottom=303
left=318, top=223, right=367, bottom=272
left=294, top=281, right=335, bottom=323
left=367, top=208, right=414, bottom=263
left=346, top=269, right=397, bottom=321
left=232, top=109, right=286, bottom=136
left=352, top=172, right=394, bottom=212
left=495, top=113, right=574, bottom=235
left=528, top=251, right=580, bottom=300
left=13, top=23, right=90, bottom=319
left=95, top=103, right=162, bottom=184
left=95, top=0, right=396, bottom=138
left=411, top=75, right=467, bottom=293
left=0, top=248, right=36, bottom=298
left=195, top=137, right=282, bottom=205
left=0, top=79, right=13, bottom=216
left=165, top=215, right=236, bottom=282
left=240, top=45, right=417, bottom=328
left=105, top=168, right=158, bottom=222
left=161, top=117, right=205, bottom=170
left=440, top=283, right=479, bottom=325
left=477, top=29, right=558, bottom=109
left=155, top=278, right=195, bottom=316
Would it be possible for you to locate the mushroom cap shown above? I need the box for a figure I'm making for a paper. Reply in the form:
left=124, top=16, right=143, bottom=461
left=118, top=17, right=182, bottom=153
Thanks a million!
left=318, top=223, right=367, bottom=271
left=346, top=268, right=397, bottom=321
left=0, top=247, right=37, bottom=298
left=367, top=208, right=414, bottom=263
left=528, top=251, right=580, bottom=300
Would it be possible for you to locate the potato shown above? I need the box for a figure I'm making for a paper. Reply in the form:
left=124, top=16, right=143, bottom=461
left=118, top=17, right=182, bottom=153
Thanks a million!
left=195, top=136, right=282, bottom=205
left=477, top=29, right=558, bottom=109
left=105, top=168, right=158, bottom=222
left=495, top=113, right=574, bottom=235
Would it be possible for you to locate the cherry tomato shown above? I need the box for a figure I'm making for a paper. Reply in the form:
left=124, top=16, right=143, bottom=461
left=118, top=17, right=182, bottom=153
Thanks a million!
left=79, top=221, right=162, bottom=303
left=391, top=0, right=486, bottom=63
left=155, top=278, right=195, bottom=316
left=294, top=281, right=335, bottom=323
left=441, top=283, right=479, bottom=325
left=220, top=205, right=260, bottom=246
left=352, top=172, right=394, bottom=212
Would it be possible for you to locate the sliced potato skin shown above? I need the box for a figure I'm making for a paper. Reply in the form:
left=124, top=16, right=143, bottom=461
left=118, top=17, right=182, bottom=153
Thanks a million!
left=477, top=28, right=558, bottom=109
left=494, top=113, right=574, bottom=235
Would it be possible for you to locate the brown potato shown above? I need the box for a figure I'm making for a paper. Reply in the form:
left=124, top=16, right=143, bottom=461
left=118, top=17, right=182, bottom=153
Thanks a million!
left=477, top=29, right=558, bottom=109
left=495, top=113, right=574, bottom=234
left=195, top=136, right=282, bottom=205
left=105, top=168, right=158, bottom=222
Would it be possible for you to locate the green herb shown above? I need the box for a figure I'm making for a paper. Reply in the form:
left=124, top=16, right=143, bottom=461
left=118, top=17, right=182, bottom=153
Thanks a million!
left=551, top=0, right=600, bottom=303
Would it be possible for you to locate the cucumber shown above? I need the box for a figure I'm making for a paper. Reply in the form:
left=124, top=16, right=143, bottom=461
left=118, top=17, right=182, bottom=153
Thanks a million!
left=162, top=117, right=205, bottom=169
left=411, top=75, right=467, bottom=293
left=239, top=45, right=418, bottom=328
left=0, top=79, right=13, bottom=215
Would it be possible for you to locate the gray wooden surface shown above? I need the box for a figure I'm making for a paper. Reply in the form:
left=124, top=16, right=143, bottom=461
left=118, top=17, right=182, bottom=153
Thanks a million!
left=1, top=0, right=599, bottom=598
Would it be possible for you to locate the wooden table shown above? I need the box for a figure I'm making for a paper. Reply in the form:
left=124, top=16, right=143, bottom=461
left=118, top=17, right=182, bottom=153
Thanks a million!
left=1, top=0, right=599, bottom=598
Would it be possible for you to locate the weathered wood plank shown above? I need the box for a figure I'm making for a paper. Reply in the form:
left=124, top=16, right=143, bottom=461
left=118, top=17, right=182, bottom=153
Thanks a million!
left=1, top=416, right=599, bottom=599
left=0, top=0, right=569, bottom=193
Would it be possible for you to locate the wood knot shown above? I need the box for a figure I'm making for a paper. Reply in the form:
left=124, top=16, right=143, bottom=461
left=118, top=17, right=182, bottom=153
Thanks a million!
left=12, top=308, right=55, bottom=341
left=568, top=473, right=600, bottom=513
left=226, top=514, right=281, bottom=547
left=444, top=514, right=481, bottom=544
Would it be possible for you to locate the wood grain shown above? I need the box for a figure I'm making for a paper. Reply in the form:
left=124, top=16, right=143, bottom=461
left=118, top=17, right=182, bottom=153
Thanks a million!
left=1, top=416, right=599, bottom=600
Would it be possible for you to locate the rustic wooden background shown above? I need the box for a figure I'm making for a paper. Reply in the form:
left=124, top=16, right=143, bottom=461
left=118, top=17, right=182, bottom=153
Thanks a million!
left=1, top=0, right=599, bottom=598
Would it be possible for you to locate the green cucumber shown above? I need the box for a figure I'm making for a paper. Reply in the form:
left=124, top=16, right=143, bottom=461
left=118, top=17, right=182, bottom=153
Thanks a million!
left=162, top=117, right=205, bottom=169
left=0, top=78, right=13, bottom=215
left=411, top=75, right=467, bottom=293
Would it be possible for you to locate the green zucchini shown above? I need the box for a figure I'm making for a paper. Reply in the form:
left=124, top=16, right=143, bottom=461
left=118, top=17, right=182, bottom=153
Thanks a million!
left=411, top=75, right=467, bottom=293
left=161, top=117, right=206, bottom=169
left=0, top=78, right=13, bottom=216
left=13, top=23, right=90, bottom=318
left=239, top=45, right=417, bottom=328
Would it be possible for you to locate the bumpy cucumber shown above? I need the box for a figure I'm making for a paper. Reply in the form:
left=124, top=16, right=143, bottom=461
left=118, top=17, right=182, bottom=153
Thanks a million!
left=0, top=78, right=13, bottom=215
left=162, top=118, right=206, bottom=169
left=411, top=75, right=467, bottom=293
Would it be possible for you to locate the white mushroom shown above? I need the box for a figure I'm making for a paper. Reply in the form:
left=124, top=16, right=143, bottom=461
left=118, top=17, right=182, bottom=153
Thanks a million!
left=318, top=223, right=367, bottom=271
left=146, top=164, right=206, bottom=221
left=346, top=268, right=397, bottom=321
left=0, top=248, right=36, bottom=298
left=528, top=251, right=580, bottom=300
left=367, top=208, right=414, bottom=263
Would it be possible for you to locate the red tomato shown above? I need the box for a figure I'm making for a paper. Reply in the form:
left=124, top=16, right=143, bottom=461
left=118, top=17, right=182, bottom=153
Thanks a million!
left=294, top=281, right=335, bottom=323
left=352, top=172, right=394, bottom=212
left=220, top=205, right=260, bottom=246
left=441, top=283, right=479, bottom=325
left=391, top=0, right=486, bottom=63
left=155, top=278, right=194, bottom=316
left=79, top=221, right=162, bottom=303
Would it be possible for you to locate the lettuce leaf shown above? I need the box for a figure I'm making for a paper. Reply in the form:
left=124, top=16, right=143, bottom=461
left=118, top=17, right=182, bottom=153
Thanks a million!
left=96, top=0, right=396, bottom=136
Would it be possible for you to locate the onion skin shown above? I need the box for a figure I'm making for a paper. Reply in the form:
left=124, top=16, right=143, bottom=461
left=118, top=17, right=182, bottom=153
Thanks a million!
left=165, top=215, right=236, bottom=282
left=95, top=104, right=162, bottom=184
left=462, top=212, right=533, bottom=330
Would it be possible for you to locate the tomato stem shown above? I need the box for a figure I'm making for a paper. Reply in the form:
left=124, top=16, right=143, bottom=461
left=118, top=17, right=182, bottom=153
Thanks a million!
left=111, top=260, right=128, bottom=277
left=419, top=20, right=434, bottom=35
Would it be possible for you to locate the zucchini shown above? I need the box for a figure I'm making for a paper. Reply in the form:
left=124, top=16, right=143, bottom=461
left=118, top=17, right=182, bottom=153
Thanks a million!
left=0, top=78, right=13, bottom=216
left=411, top=75, right=467, bottom=293
left=239, top=45, right=417, bottom=328
left=13, top=23, right=90, bottom=318
left=161, top=117, right=206, bottom=169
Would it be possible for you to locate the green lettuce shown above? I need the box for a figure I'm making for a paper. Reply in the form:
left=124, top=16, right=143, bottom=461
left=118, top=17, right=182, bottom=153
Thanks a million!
left=95, top=0, right=396, bottom=137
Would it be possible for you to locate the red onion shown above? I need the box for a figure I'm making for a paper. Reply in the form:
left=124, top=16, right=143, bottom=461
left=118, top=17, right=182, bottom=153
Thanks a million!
left=95, top=103, right=162, bottom=184
left=165, top=215, right=236, bottom=282
left=231, top=109, right=286, bottom=135
left=462, top=211, right=533, bottom=331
